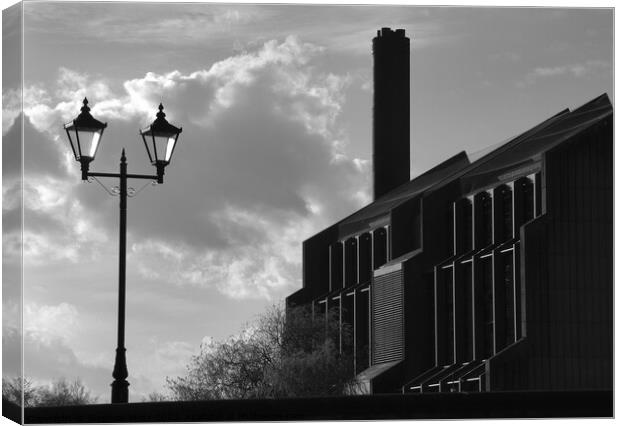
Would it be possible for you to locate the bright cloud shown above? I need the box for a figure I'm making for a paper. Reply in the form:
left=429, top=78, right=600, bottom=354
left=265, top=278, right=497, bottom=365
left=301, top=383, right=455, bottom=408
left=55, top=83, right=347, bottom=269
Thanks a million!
left=21, top=176, right=108, bottom=265
left=2, top=88, right=21, bottom=133
left=129, top=339, right=197, bottom=399
left=24, top=302, right=80, bottom=344
left=129, top=202, right=317, bottom=299
left=14, top=36, right=369, bottom=301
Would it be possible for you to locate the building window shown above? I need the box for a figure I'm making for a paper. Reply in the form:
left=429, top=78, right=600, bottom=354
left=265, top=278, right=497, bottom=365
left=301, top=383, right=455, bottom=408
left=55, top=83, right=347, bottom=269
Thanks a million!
left=520, top=176, right=535, bottom=224
left=514, top=244, right=522, bottom=340
left=436, top=266, right=455, bottom=365
left=501, top=250, right=515, bottom=346
left=447, top=202, right=455, bottom=257
left=494, top=184, right=513, bottom=242
left=355, top=288, right=370, bottom=373
left=412, top=197, right=422, bottom=250
left=461, top=261, right=474, bottom=361
left=445, top=269, right=454, bottom=365
left=385, top=225, right=391, bottom=261
left=455, top=198, right=473, bottom=254
left=344, top=237, right=358, bottom=287
left=534, top=172, right=542, bottom=216
left=329, top=242, right=344, bottom=291
left=475, top=191, right=493, bottom=249
left=342, top=293, right=355, bottom=357
left=480, top=256, right=494, bottom=359
left=514, top=176, right=535, bottom=231
left=358, top=232, right=372, bottom=284
left=373, top=227, right=388, bottom=268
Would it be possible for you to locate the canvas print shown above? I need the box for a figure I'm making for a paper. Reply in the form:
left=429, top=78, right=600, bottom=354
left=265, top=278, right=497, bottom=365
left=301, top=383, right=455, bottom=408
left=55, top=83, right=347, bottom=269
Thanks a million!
left=2, top=2, right=613, bottom=423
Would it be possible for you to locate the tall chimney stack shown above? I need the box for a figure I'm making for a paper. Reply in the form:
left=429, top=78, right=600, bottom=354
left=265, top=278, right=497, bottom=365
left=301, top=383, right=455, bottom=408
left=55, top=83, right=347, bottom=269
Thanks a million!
left=372, top=27, right=410, bottom=200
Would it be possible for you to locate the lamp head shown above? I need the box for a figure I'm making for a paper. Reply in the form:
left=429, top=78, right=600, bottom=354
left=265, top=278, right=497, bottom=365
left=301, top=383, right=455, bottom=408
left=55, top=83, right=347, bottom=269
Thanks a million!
left=139, top=103, right=182, bottom=183
left=64, top=98, right=107, bottom=180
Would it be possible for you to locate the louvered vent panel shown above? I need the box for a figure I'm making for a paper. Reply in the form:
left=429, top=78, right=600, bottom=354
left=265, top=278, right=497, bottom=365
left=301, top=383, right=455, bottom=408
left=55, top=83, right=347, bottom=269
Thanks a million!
left=372, top=268, right=404, bottom=364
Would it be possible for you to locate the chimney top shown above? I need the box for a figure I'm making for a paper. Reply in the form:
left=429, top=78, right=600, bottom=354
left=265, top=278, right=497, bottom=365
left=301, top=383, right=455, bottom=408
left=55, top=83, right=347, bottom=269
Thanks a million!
left=376, top=28, right=407, bottom=38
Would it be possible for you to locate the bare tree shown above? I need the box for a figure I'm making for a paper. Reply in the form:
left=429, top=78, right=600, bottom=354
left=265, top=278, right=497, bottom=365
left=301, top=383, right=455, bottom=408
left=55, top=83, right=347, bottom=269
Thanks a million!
left=3, top=376, right=97, bottom=407
left=141, top=391, right=170, bottom=402
left=2, top=376, right=39, bottom=407
left=36, top=378, right=98, bottom=406
left=167, top=304, right=357, bottom=400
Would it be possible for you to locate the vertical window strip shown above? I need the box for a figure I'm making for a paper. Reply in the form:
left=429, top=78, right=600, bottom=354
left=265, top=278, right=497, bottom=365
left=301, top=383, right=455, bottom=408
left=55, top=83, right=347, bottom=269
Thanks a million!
left=503, top=252, right=515, bottom=345
left=534, top=172, right=542, bottom=216
left=450, top=202, right=456, bottom=256
left=512, top=245, right=519, bottom=342
left=481, top=257, right=494, bottom=359
left=522, top=176, right=535, bottom=224
left=464, top=197, right=473, bottom=253
left=355, top=235, right=360, bottom=287
left=386, top=225, right=391, bottom=262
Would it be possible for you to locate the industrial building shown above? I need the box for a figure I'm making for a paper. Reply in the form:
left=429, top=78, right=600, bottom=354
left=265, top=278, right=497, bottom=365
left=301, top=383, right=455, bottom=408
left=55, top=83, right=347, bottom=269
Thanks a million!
left=286, top=28, right=613, bottom=393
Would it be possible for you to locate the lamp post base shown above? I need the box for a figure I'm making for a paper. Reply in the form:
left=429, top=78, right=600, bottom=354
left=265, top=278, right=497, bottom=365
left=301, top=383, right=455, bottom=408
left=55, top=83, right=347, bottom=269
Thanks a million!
left=111, top=379, right=129, bottom=404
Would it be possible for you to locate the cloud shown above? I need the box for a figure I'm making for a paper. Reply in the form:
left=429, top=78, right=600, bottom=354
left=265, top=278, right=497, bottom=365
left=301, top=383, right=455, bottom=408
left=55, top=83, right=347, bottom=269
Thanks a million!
left=130, top=202, right=317, bottom=299
left=2, top=326, right=111, bottom=399
left=24, top=3, right=274, bottom=47
left=16, top=36, right=370, bottom=301
left=2, top=88, right=21, bottom=133
left=0, top=302, right=108, bottom=399
left=1, top=114, right=111, bottom=268
left=4, top=323, right=198, bottom=402
left=128, top=339, right=197, bottom=399
left=19, top=173, right=109, bottom=265
left=4, top=299, right=198, bottom=401
left=24, top=302, right=80, bottom=344
left=519, top=60, right=611, bottom=87
left=23, top=3, right=449, bottom=58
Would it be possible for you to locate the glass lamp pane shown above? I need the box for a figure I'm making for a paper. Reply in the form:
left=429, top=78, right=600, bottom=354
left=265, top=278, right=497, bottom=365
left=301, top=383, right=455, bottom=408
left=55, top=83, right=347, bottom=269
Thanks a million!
left=89, top=132, right=101, bottom=157
left=154, top=135, right=172, bottom=162
left=164, top=137, right=176, bottom=162
left=65, top=128, right=79, bottom=160
left=77, top=130, right=100, bottom=159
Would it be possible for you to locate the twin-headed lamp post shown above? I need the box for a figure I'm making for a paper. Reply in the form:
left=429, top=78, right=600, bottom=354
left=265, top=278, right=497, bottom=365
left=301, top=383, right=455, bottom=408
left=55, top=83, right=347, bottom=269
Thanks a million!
left=63, top=98, right=182, bottom=403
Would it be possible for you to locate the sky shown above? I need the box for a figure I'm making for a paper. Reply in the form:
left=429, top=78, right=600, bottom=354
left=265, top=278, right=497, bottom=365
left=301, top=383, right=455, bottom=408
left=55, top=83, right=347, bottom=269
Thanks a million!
left=1, top=3, right=613, bottom=402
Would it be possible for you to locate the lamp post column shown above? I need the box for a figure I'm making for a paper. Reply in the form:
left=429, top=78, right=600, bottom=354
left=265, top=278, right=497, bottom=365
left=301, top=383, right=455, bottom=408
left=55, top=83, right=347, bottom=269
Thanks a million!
left=111, top=149, right=129, bottom=403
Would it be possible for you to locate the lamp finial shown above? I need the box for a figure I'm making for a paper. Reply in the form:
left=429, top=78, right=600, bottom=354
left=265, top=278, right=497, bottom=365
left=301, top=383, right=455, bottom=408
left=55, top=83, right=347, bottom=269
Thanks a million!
left=81, top=98, right=90, bottom=113
left=156, top=103, right=166, bottom=120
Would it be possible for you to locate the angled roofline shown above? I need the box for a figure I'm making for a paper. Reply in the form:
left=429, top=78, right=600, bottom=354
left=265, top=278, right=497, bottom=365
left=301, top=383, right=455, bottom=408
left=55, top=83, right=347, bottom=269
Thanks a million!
left=329, top=151, right=470, bottom=233
left=428, top=107, right=571, bottom=194
left=302, top=93, right=612, bottom=245
left=439, top=93, right=612, bottom=191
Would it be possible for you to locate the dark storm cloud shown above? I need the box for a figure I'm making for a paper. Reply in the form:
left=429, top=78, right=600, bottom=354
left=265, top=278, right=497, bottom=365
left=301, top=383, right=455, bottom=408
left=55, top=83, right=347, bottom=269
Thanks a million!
left=23, top=115, right=70, bottom=178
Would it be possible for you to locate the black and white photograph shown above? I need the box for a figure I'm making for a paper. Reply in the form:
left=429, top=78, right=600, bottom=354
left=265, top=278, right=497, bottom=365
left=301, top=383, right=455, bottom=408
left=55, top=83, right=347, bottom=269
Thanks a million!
left=1, top=1, right=614, bottom=423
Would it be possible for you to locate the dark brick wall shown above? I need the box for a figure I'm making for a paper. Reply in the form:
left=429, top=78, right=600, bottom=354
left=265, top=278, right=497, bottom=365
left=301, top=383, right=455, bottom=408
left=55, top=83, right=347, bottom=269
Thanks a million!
left=23, top=391, right=612, bottom=423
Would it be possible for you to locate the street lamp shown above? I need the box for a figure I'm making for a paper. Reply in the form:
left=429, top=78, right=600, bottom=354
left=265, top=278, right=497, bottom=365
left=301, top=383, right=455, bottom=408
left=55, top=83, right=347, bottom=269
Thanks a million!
left=64, top=98, right=107, bottom=180
left=140, top=103, right=182, bottom=184
left=63, top=98, right=183, bottom=403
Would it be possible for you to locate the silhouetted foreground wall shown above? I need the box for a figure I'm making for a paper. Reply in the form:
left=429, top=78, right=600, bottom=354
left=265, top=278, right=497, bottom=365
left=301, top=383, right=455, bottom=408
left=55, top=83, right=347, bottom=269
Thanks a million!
left=2, top=398, right=21, bottom=424
left=21, top=391, right=611, bottom=423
